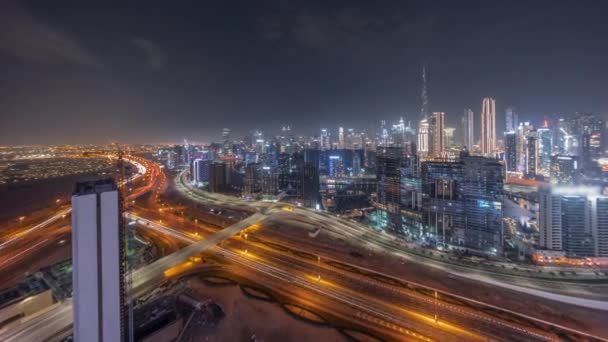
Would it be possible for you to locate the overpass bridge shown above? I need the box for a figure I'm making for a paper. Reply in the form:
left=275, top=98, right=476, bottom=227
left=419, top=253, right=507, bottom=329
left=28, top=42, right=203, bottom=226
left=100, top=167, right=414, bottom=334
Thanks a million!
left=0, top=209, right=272, bottom=342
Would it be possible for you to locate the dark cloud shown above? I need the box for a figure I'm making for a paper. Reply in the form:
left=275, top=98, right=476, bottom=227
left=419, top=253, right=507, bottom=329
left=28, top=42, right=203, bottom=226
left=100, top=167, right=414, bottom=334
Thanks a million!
left=0, top=1, right=607, bottom=145
left=0, top=0, right=101, bottom=67
left=132, top=37, right=165, bottom=69
left=257, top=13, right=284, bottom=40
left=256, top=4, right=435, bottom=53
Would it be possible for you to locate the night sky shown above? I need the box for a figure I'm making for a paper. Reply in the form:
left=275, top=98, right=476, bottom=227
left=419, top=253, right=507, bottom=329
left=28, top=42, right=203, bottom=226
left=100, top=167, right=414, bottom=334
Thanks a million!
left=1, top=0, right=607, bottom=145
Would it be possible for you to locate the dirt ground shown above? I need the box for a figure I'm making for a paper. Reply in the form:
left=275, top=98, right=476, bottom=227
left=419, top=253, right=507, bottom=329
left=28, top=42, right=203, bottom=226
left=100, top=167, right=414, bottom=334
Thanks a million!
left=187, top=278, right=347, bottom=342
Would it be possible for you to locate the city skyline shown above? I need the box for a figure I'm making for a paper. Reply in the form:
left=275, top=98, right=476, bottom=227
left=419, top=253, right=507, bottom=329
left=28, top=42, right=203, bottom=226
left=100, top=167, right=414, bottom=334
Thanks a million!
left=2, top=2, right=608, bottom=341
left=1, top=1, right=608, bottom=145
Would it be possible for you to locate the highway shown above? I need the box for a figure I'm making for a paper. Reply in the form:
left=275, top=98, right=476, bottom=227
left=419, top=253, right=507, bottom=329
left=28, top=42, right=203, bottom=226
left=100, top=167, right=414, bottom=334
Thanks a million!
left=3, top=207, right=607, bottom=341
left=126, top=217, right=582, bottom=341
left=0, top=300, right=73, bottom=342
left=0, top=206, right=270, bottom=342
left=2, top=160, right=607, bottom=341
left=177, top=172, right=608, bottom=306
left=128, top=211, right=270, bottom=296
left=0, top=155, right=155, bottom=274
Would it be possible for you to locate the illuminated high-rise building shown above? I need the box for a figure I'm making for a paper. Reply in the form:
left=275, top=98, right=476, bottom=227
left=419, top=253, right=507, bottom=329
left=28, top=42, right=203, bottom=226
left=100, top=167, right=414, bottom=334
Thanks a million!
left=444, top=127, right=455, bottom=148
left=560, top=195, right=590, bottom=257
left=429, top=112, right=445, bottom=157
left=71, top=179, right=124, bottom=342
left=338, top=127, right=345, bottom=149
left=517, top=122, right=534, bottom=173
left=538, top=187, right=563, bottom=251
left=380, top=120, right=389, bottom=147
left=320, top=129, right=330, bottom=150
left=221, top=128, right=232, bottom=154
left=420, top=65, right=429, bottom=120
left=550, top=155, right=579, bottom=184
left=539, top=186, right=605, bottom=257
left=480, top=97, right=496, bottom=154
left=193, top=158, right=210, bottom=184
left=327, top=155, right=342, bottom=177
left=392, top=118, right=407, bottom=148
left=376, top=146, right=403, bottom=234
left=222, top=127, right=231, bottom=140
left=593, top=197, right=608, bottom=257
left=352, top=153, right=361, bottom=176
left=526, top=133, right=538, bottom=178
left=537, top=127, right=552, bottom=175
left=504, top=132, right=517, bottom=173
left=461, top=109, right=474, bottom=151
left=244, top=163, right=261, bottom=195
left=253, top=131, right=265, bottom=154
left=259, top=166, right=279, bottom=195
left=417, top=118, right=429, bottom=157
left=505, top=106, right=518, bottom=133
left=421, top=154, right=504, bottom=252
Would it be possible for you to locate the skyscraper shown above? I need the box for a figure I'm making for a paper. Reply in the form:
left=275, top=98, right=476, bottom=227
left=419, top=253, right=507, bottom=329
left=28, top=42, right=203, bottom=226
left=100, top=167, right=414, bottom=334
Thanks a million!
left=429, top=112, right=445, bottom=157
left=539, top=186, right=599, bottom=257
left=550, top=155, right=579, bottom=184
left=193, top=158, right=210, bottom=184
left=338, top=127, right=345, bottom=149
left=505, top=106, right=518, bottom=133
left=244, top=163, right=261, bottom=195
left=221, top=128, right=232, bottom=154
left=420, top=154, right=504, bottom=252
left=301, top=163, right=320, bottom=208
left=537, top=127, right=552, bottom=175
left=444, top=127, right=456, bottom=148
left=526, top=133, right=538, bottom=178
left=352, top=152, right=361, bottom=176
left=71, top=178, right=124, bottom=342
left=420, top=64, right=429, bottom=120
left=421, top=159, right=464, bottom=245
left=209, top=161, right=226, bottom=192
left=592, top=197, right=608, bottom=257
left=481, top=97, right=496, bottom=154
left=417, top=118, right=429, bottom=157
left=320, top=129, right=330, bottom=151
left=538, top=188, right=563, bottom=251
left=460, top=155, right=504, bottom=252
left=504, top=132, right=517, bottom=172
left=376, top=146, right=403, bottom=234
left=517, top=122, right=534, bottom=173
left=461, top=109, right=474, bottom=150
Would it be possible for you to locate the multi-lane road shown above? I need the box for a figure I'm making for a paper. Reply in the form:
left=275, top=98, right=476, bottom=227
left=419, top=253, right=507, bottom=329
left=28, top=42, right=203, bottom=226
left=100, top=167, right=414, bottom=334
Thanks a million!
left=176, top=169, right=608, bottom=303
left=2, top=157, right=608, bottom=341
left=143, top=214, right=606, bottom=341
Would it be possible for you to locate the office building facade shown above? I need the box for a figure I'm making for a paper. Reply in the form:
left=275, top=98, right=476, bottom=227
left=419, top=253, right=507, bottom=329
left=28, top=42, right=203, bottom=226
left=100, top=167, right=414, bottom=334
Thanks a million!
left=376, top=146, right=403, bottom=234
left=71, top=178, right=124, bottom=342
left=504, top=132, right=517, bottom=173
left=429, top=112, right=445, bottom=157
left=481, top=97, right=496, bottom=155
left=480, top=97, right=496, bottom=154
left=539, top=186, right=606, bottom=257
left=461, top=109, right=474, bottom=151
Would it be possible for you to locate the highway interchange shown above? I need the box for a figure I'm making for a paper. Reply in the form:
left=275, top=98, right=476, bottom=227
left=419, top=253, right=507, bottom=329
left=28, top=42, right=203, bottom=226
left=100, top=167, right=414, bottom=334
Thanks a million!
left=1, top=154, right=607, bottom=341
